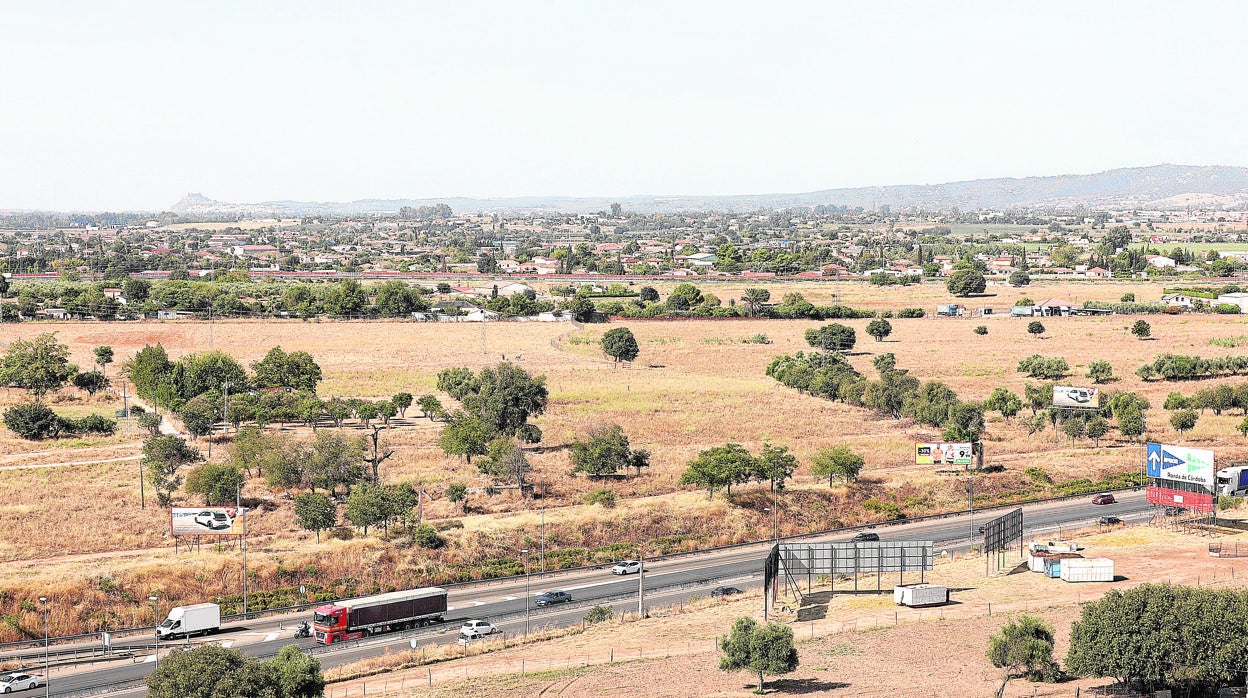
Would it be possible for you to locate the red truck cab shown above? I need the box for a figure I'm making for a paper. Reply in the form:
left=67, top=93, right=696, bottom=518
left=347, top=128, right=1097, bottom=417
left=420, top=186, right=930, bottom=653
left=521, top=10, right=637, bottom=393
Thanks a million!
left=312, top=604, right=352, bottom=645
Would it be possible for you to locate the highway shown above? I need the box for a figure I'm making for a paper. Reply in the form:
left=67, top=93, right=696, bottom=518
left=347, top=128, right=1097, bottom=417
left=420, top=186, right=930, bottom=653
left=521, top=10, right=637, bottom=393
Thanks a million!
left=8, top=490, right=1151, bottom=697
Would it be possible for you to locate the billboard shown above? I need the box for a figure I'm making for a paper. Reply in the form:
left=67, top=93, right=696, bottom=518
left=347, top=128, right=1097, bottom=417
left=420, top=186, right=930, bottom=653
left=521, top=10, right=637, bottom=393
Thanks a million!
left=916, top=442, right=973, bottom=466
left=1053, top=386, right=1100, bottom=408
left=171, top=507, right=245, bottom=536
left=1146, top=485, right=1214, bottom=512
left=1146, top=443, right=1215, bottom=488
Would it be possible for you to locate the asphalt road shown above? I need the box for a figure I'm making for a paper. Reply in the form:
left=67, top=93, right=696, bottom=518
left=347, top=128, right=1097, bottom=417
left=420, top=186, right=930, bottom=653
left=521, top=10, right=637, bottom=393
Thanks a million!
left=17, top=490, right=1152, bottom=697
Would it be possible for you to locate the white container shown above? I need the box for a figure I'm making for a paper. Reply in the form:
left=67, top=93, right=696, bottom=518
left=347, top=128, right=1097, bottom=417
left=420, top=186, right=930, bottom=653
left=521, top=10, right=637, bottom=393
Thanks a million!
left=893, top=584, right=950, bottom=607
left=1060, top=558, right=1114, bottom=583
left=1027, top=554, right=1047, bottom=573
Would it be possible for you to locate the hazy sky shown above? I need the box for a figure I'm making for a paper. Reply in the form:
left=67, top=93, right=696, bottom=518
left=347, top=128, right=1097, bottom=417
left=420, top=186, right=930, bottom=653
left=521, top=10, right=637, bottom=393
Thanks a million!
left=4, top=1, right=1247, bottom=210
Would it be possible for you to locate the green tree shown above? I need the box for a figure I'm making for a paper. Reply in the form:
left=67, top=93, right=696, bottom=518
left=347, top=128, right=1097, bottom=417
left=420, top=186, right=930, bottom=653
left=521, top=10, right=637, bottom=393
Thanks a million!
left=179, top=394, right=219, bottom=439
left=810, top=445, right=864, bottom=486
left=1086, top=417, right=1110, bottom=446
left=718, top=616, right=799, bottom=693
left=1027, top=321, right=1046, bottom=339
left=805, top=323, right=856, bottom=352
left=138, top=411, right=164, bottom=437
left=391, top=392, right=413, bottom=418
left=477, top=436, right=530, bottom=490
left=293, top=492, right=336, bottom=543
left=872, top=353, right=896, bottom=373
left=457, top=363, right=548, bottom=440
left=866, top=318, right=892, bottom=342
left=94, top=345, right=114, bottom=376
left=569, top=295, right=596, bottom=323
left=947, top=269, right=987, bottom=296
left=1061, top=417, right=1085, bottom=444
left=251, top=347, right=323, bottom=393
left=755, top=442, right=797, bottom=492
left=269, top=644, right=325, bottom=698
left=355, top=401, right=379, bottom=427
left=1118, top=405, right=1146, bottom=442
left=679, top=443, right=756, bottom=499
left=1086, top=360, right=1113, bottom=384
left=344, top=483, right=387, bottom=535
left=437, top=411, right=494, bottom=463
left=569, top=424, right=650, bottom=477
left=417, top=394, right=443, bottom=420
left=1008, top=270, right=1031, bottom=286
left=145, top=645, right=267, bottom=698
left=984, top=387, right=1023, bottom=420
left=305, top=430, right=365, bottom=495
left=143, top=435, right=204, bottom=507
left=741, top=288, right=770, bottom=316
left=374, top=280, right=419, bottom=317
left=184, top=462, right=244, bottom=506
left=668, top=283, right=703, bottom=309
left=1170, top=408, right=1198, bottom=437
left=987, top=615, right=1057, bottom=697
left=1120, top=292, right=1135, bottom=303
left=1131, top=319, right=1152, bottom=339
left=324, top=397, right=351, bottom=427
left=638, top=286, right=659, bottom=303
left=601, top=327, right=640, bottom=363
left=72, top=370, right=110, bottom=396
left=0, top=333, right=77, bottom=398
left=444, top=482, right=468, bottom=513
left=325, top=278, right=367, bottom=317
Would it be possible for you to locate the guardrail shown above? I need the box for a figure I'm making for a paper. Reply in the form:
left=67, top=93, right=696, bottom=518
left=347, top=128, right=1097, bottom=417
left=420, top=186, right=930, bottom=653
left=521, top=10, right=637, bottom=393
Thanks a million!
left=2, top=484, right=1143, bottom=656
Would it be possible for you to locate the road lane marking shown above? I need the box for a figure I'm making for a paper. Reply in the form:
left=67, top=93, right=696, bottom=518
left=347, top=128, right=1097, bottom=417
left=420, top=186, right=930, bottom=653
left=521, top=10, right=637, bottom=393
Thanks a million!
left=502, top=596, right=518, bottom=601
left=219, top=641, right=233, bottom=648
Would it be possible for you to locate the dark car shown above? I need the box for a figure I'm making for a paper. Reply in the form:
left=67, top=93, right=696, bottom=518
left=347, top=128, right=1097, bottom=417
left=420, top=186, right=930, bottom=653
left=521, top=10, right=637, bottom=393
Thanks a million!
left=977, top=524, right=987, bottom=534
left=711, top=586, right=743, bottom=598
left=1092, top=493, right=1116, bottom=505
left=850, top=532, right=880, bottom=542
left=534, top=590, right=572, bottom=607
left=1098, top=516, right=1122, bottom=525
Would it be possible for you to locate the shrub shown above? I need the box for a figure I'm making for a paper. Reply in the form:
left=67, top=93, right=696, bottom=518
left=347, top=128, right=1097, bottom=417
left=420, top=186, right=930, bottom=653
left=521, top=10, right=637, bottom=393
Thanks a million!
left=3, top=402, right=70, bottom=440
left=328, top=527, right=355, bottom=541
left=974, top=325, right=988, bottom=335
left=412, top=523, right=444, bottom=549
left=583, top=488, right=617, bottom=508
left=1024, top=467, right=1053, bottom=485
left=73, top=413, right=118, bottom=436
left=584, top=605, right=614, bottom=624
left=897, top=307, right=925, bottom=318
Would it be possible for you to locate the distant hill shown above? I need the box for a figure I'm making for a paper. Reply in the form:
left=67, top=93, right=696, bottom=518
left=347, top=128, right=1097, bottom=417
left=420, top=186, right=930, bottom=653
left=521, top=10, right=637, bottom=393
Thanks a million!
left=169, top=164, right=1248, bottom=216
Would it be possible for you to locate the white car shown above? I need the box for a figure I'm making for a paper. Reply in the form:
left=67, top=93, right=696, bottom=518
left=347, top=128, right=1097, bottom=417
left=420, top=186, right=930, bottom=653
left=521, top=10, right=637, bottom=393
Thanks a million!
left=459, top=620, right=498, bottom=641
left=611, top=560, right=642, bottom=575
left=194, top=511, right=232, bottom=530
left=0, top=672, right=42, bottom=693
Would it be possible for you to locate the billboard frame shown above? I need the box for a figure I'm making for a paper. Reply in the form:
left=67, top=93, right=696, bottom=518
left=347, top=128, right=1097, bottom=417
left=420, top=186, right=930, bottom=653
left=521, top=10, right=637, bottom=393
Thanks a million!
left=982, top=508, right=1024, bottom=575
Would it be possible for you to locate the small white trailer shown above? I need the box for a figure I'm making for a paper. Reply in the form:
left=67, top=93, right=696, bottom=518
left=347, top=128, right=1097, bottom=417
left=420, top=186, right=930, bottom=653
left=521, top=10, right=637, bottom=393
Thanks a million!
left=1060, top=558, right=1114, bottom=583
left=893, top=584, right=950, bottom=608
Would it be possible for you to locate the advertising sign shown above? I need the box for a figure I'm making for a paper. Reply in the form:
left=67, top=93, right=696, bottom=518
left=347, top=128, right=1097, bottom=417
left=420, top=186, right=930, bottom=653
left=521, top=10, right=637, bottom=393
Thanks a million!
left=170, top=507, right=244, bottom=536
left=1146, top=485, right=1215, bottom=512
left=1053, top=386, right=1100, bottom=408
left=915, top=442, right=973, bottom=466
left=1145, top=443, right=1215, bottom=488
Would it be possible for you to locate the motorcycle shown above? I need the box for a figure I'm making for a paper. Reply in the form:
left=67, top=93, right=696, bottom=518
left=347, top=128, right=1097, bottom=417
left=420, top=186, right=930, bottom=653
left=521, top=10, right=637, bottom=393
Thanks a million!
left=293, top=621, right=312, bottom=639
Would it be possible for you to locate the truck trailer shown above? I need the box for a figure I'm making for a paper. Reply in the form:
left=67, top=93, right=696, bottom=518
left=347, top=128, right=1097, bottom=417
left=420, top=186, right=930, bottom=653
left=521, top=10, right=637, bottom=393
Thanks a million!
left=156, top=603, right=221, bottom=639
left=1216, top=466, right=1248, bottom=497
left=313, top=587, right=447, bottom=645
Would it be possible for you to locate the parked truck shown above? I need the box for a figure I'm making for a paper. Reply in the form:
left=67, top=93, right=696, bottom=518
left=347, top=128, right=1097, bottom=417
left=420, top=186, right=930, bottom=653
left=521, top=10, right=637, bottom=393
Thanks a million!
left=155, top=603, right=220, bottom=639
left=1216, top=466, right=1248, bottom=497
left=313, top=587, right=447, bottom=645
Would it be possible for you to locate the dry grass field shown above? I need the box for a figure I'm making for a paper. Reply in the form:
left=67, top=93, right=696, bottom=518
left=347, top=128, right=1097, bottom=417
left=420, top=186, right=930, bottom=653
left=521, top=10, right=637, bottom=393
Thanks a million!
left=3, top=279, right=1248, bottom=639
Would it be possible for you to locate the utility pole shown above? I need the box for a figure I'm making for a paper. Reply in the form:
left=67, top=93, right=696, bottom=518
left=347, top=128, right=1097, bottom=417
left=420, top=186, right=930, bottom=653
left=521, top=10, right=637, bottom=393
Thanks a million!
left=540, top=476, right=546, bottom=576
left=222, top=381, right=230, bottom=435
left=39, top=596, right=48, bottom=698
left=968, top=473, right=975, bottom=543
left=238, top=485, right=248, bottom=619
left=521, top=549, right=530, bottom=641
left=637, top=548, right=645, bottom=620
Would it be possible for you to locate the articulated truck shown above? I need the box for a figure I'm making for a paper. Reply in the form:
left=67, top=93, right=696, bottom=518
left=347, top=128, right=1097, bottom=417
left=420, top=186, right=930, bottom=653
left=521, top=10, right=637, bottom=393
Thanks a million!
left=1216, top=466, right=1248, bottom=497
left=312, top=587, right=447, bottom=644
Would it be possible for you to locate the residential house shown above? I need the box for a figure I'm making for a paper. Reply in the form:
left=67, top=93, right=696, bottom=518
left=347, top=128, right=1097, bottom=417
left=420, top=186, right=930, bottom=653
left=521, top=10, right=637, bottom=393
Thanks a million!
left=1161, top=293, right=1194, bottom=309
left=1145, top=255, right=1176, bottom=268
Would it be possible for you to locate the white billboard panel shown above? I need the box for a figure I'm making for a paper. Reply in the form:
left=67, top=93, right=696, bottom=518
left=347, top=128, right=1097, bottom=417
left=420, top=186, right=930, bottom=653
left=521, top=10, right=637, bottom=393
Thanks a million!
left=1053, top=386, right=1100, bottom=408
left=1145, top=443, right=1214, bottom=489
left=915, top=442, right=973, bottom=466
left=171, top=507, right=244, bottom=536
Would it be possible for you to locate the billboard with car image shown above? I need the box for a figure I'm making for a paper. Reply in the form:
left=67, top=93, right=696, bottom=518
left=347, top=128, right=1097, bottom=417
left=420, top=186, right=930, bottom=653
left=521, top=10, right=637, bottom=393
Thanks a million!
left=170, top=507, right=244, bottom=536
left=1053, top=386, right=1100, bottom=408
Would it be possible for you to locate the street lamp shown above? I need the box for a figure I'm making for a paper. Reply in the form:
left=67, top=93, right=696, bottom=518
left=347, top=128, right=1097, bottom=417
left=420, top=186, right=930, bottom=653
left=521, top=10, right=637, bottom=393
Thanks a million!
left=520, top=549, right=530, bottom=641
left=38, top=597, right=48, bottom=698
left=149, top=595, right=159, bottom=670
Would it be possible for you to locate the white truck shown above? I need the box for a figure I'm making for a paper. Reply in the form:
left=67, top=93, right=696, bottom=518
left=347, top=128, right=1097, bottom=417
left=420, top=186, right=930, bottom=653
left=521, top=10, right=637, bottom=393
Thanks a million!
left=156, top=603, right=221, bottom=639
left=1216, top=466, right=1248, bottom=497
